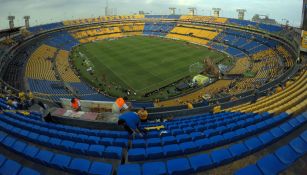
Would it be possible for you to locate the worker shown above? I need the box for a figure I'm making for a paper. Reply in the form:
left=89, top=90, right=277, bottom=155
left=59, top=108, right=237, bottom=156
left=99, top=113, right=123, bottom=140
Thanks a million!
left=71, top=98, right=81, bottom=111
left=18, top=91, right=26, bottom=103
left=137, top=107, right=148, bottom=122
left=112, top=97, right=129, bottom=114
left=187, top=102, right=194, bottom=109
left=275, top=84, right=283, bottom=93
left=213, top=105, right=221, bottom=113
left=117, top=111, right=145, bottom=137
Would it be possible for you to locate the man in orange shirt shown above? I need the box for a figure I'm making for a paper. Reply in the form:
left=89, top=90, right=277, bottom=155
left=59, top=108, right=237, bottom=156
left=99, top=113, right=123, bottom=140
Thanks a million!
left=71, top=98, right=81, bottom=111
left=112, top=97, right=129, bottom=114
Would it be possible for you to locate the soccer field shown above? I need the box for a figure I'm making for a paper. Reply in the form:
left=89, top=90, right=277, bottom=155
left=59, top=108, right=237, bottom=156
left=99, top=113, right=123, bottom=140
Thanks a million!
left=72, top=36, right=227, bottom=99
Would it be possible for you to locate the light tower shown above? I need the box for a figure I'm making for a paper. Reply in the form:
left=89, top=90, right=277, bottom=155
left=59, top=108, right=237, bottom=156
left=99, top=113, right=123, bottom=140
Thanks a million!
left=8, top=16, right=15, bottom=29
left=24, top=16, right=30, bottom=28
left=237, top=9, right=246, bottom=20
left=188, top=7, right=196, bottom=16
left=212, top=8, right=221, bottom=17
left=169, top=7, right=176, bottom=15
left=105, top=0, right=109, bottom=16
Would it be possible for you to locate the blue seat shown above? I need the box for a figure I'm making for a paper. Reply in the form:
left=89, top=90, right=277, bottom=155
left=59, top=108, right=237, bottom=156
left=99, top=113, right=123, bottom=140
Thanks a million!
left=167, top=158, right=193, bottom=175
left=0, top=154, right=6, bottom=167
left=176, top=134, right=191, bottom=143
left=210, top=135, right=225, bottom=146
left=114, top=138, right=128, bottom=147
left=162, top=136, right=176, bottom=145
left=50, top=154, right=71, bottom=170
left=37, top=135, right=50, bottom=145
left=147, top=138, right=161, bottom=147
left=2, top=136, right=16, bottom=147
left=35, top=150, right=54, bottom=165
left=244, top=137, right=264, bottom=151
left=49, top=138, right=62, bottom=148
left=256, top=153, right=287, bottom=175
left=296, top=115, right=307, bottom=124
left=128, top=148, right=146, bottom=161
left=229, top=143, right=249, bottom=158
left=300, top=130, right=307, bottom=143
left=27, top=132, right=39, bottom=141
left=117, top=164, right=141, bottom=175
left=89, top=161, right=113, bottom=175
left=143, top=162, right=167, bottom=175
left=146, top=131, right=160, bottom=138
left=258, top=132, right=275, bottom=145
left=183, top=126, right=194, bottom=133
left=12, top=141, right=27, bottom=153
left=100, top=138, right=114, bottom=146
left=163, top=144, right=182, bottom=156
left=235, top=128, right=249, bottom=138
left=24, top=145, right=40, bottom=159
left=289, top=137, right=307, bottom=154
left=189, top=153, right=213, bottom=172
left=195, top=138, right=212, bottom=150
left=146, top=146, right=163, bottom=159
left=88, top=136, right=100, bottom=144
left=0, top=160, right=21, bottom=175
left=179, top=141, right=198, bottom=154
left=211, top=148, right=233, bottom=165
left=246, top=125, right=258, bottom=134
left=132, top=139, right=146, bottom=148
left=288, top=118, right=300, bottom=128
left=171, top=129, right=183, bottom=135
left=270, top=127, right=285, bottom=138
left=72, top=143, right=89, bottom=153
left=0, top=131, right=8, bottom=142
left=234, top=164, right=263, bottom=175
left=69, top=158, right=91, bottom=174
left=59, top=140, right=75, bottom=151
left=190, top=132, right=203, bottom=140
left=274, top=145, right=300, bottom=165
left=222, top=131, right=237, bottom=142
left=18, top=167, right=41, bottom=175
left=88, top=145, right=105, bottom=156
left=104, top=146, right=122, bottom=159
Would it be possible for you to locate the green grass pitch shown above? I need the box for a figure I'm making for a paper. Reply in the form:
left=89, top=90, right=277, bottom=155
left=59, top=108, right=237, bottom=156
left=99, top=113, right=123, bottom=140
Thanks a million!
left=72, top=36, right=227, bottom=98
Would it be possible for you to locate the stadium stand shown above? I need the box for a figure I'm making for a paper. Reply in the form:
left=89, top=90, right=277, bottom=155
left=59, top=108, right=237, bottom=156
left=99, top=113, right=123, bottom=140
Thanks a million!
left=63, top=15, right=144, bottom=26
left=55, top=50, right=80, bottom=82
left=28, top=79, right=70, bottom=95
left=143, top=22, right=177, bottom=36
left=228, top=70, right=307, bottom=114
left=0, top=12, right=305, bottom=175
left=25, top=44, right=58, bottom=81
left=228, top=57, right=250, bottom=74
left=43, top=31, right=79, bottom=51
left=180, top=15, right=228, bottom=23
left=27, top=22, right=64, bottom=33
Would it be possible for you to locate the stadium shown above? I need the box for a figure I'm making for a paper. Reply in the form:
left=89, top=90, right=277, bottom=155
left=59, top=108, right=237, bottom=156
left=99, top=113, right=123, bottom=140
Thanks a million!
left=0, top=0, right=306, bottom=175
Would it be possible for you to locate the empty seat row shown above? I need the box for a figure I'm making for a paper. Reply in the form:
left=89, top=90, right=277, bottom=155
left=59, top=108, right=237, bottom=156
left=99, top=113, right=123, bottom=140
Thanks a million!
left=128, top=113, right=292, bottom=161
left=0, top=131, right=113, bottom=175
left=0, top=118, right=123, bottom=160
left=118, top=113, right=307, bottom=174
left=235, top=129, right=307, bottom=175
left=4, top=111, right=129, bottom=138
left=0, top=113, right=128, bottom=147
left=0, top=154, right=40, bottom=175
left=130, top=112, right=276, bottom=149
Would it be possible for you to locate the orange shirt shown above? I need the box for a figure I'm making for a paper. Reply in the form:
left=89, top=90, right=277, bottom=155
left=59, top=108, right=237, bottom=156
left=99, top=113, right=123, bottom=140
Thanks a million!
left=115, top=98, right=126, bottom=108
left=71, top=99, right=80, bottom=110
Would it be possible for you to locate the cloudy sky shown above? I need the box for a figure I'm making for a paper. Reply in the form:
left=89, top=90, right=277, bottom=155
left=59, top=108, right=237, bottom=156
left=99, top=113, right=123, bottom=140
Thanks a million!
left=0, top=0, right=304, bottom=29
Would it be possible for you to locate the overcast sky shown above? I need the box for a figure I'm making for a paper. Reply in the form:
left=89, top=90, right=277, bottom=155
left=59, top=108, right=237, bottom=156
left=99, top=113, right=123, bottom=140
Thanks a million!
left=0, top=0, right=304, bottom=29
